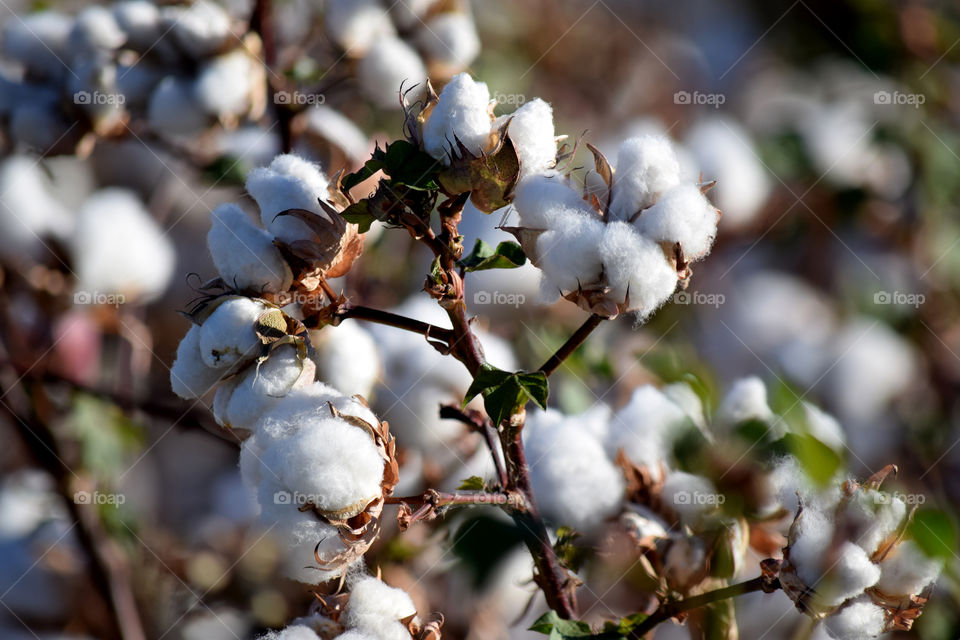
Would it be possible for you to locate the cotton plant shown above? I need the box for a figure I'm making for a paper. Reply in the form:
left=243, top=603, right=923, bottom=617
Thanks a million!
left=163, top=72, right=942, bottom=640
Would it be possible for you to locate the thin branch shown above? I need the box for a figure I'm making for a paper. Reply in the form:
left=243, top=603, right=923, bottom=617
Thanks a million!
left=336, top=305, right=455, bottom=345
left=386, top=488, right=521, bottom=529
left=628, top=575, right=781, bottom=638
left=439, top=404, right=508, bottom=488
left=538, top=313, right=604, bottom=377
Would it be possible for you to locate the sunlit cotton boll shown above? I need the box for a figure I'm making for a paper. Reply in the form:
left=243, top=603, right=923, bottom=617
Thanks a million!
left=194, top=48, right=260, bottom=119
left=245, top=154, right=332, bottom=245
left=635, top=183, right=719, bottom=259
left=493, top=98, right=557, bottom=180
left=605, top=385, right=690, bottom=478
left=597, top=221, right=679, bottom=317
left=416, top=11, right=481, bottom=76
left=207, top=203, right=293, bottom=293
left=324, top=0, right=394, bottom=56
left=161, top=0, right=231, bottom=59
left=198, top=297, right=269, bottom=369
left=72, top=189, right=175, bottom=303
left=817, top=541, right=881, bottom=607
left=534, top=207, right=605, bottom=299
left=875, top=540, right=941, bottom=596
left=343, top=575, right=417, bottom=640
left=0, top=155, right=73, bottom=261
left=608, top=135, right=681, bottom=221
left=713, top=376, right=776, bottom=433
left=356, top=36, right=427, bottom=109
left=422, top=72, right=492, bottom=163
left=822, top=596, right=886, bottom=640
left=524, top=406, right=624, bottom=532
left=171, top=324, right=228, bottom=399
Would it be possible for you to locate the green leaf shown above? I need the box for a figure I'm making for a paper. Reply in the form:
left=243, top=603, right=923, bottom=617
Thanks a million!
left=427, top=256, right=445, bottom=286
left=909, top=508, right=957, bottom=560
left=529, top=612, right=597, bottom=638
left=460, top=239, right=527, bottom=271
left=516, top=371, right=549, bottom=409
left=780, top=433, right=842, bottom=487
left=462, top=363, right=514, bottom=407
left=483, top=377, right=530, bottom=426
left=342, top=144, right=389, bottom=191
left=463, top=364, right=550, bottom=426
left=340, top=201, right=376, bottom=233
left=458, top=475, right=486, bottom=491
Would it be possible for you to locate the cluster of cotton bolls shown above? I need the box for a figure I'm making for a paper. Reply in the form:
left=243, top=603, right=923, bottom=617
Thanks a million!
left=0, top=0, right=265, bottom=152
left=0, top=154, right=175, bottom=303
left=777, top=467, right=942, bottom=640
left=324, top=0, right=479, bottom=109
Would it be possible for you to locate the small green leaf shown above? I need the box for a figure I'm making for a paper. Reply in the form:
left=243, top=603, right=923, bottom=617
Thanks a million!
left=517, top=371, right=549, bottom=409
left=427, top=255, right=445, bottom=286
left=458, top=476, right=486, bottom=491
left=462, top=363, right=514, bottom=407
left=341, top=144, right=389, bottom=191
left=909, top=508, right=957, bottom=560
left=461, top=239, right=527, bottom=271
left=463, top=364, right=550, bottom=425
left=340, top=201, right=376, bottom=233
left=483, top=377, right=529, bottom=426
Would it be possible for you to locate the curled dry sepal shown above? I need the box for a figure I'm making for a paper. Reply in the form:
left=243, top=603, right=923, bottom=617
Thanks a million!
left=778, top=465, right=941, bottom=638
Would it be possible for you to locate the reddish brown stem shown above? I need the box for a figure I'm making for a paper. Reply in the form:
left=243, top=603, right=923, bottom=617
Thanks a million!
left=538, top=313, right=604, bottom=377
left=336, top=304, right=455, bottom=345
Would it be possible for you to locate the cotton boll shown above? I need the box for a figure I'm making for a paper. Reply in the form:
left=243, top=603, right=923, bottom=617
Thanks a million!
left=258, top=504, right=345, bottom=584
left=195, top=49, right=258, bottom=118
left=608, top=135, right=681, bottom=221
left=1, top=12, right=72, bottom=81
left=494, top=98, right=556, bottom=179
left=389, top=0, right=435, bottom=30
left=661, top=472, right=719, bottom=528
left=162, top=1, right=231, bottom=59
left=685, top=118, right=771, bottom=229
left=344, top=575, right=417, bottom=640
left=72, top=189, right=175, bottom=302
left=333, top=631, right=377, bottom=640
left=222, top=345, right=314, bottom=430
left=663, top=382, right=707, bottom=431
left=524, top=408, right=625, bottom=532
left=246, top=154, right=332, bottom=245
left=876, top=540, right=941, bottom=596
left=768, top=455, right=843, bottom=514
left=198, top=297, right=268, bottom=369
left=790, top=506, right=836, bottom=587
left=416, top=12, right=481, bottom=76
left=302, top=105, right=371, bottom=164
left=311, top=320, right=380, bottom=398
left=535, top=208, right=605, bottom=294
left=68, top=6, right=126, bottom=62
left=840, top=490, right=906, bottom=556
left=636, top=183, right=719, bottom=259
left=356, top=36, right=427, bottom=109
left=0, top=155, right=73, bottom=261
left=714, top=377, right=775, bottom=433
left=598, top=221, right=678, bottom=317
left=822, top=597, right=886, bottom=640
left=208, top=203, right=292, bottom=293
left=148, top=76, right=210, bottom=136
left=325, top=0, right=394, bottom=56
left=817, top=541, right=881, bottom=607
left=803, top=403, right=846, bottom=452
left=607, top=385, right=689, bottom=477
left=512, top=172, right=589, bottom=230
left=422, top=73, right=492, bottom=163
left=259, top=624, right=321, bottom=640
left=112, top=1, right=161, bottom=51
left=171, top=324, right=225, bottom=398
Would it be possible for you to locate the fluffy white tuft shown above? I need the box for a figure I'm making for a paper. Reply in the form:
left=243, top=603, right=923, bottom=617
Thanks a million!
left=343, top=575, right=417, bottom=640
left=422, top=73, right=492, bottom=163
left=512, top=172, right=589, bottom=230
left=635, top=183, right=719, bottom=259
left=608, top=135, right=681, bottom=220
left=876, top=540, right=942, bottom=596
left=198, top=297, right=268, bottom=369
left=208, top=203, right=293, bottom=293
left=661, top=471, right=720, bottom=527
left=245, top=154, right=332, bottom=245
left=817, top=541, right=881, bottom=607
left=823, top=597, right=886, bottom=640
left=606, top=385, right=689, bottom=478
left=534, top=207, right=605, bottom=296
left=494, top=98, right=557, bottom=179
left=714, top=377, right=776, bottom=433
left=790, top=505, right=836, bottom=587
left=311, top=320, right=381, bottom=398
left=218, top=345, right=314, bottom=430
left=170, top=324, right=224, bottom=399
left=598, top=221, right=678, bottom=317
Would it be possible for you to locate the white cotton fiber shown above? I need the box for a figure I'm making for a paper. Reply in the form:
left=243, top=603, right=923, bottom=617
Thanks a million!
left=259, top=624, right=321, bottom=640
left=161, top=1, right=231, bottom=59
left=494, top=98, right=556, bottom=179
left=198, top=297, right=268, bottom=369
left=171, top=324, right=224, bottom=399
left=221, top=345, right=314, bottom=430
left=524, top=408, right=625, bottom=532
left=332, top=631, right=377, bottom=640
left=416, top=12, right=481, bottom=75
left=311, top=319, right=381, bottom=398
left=303, top=105, right=371, bottom=163
left=357, top=36, right=428, bottom=109
left=195, top=49, right=257, bottom=118
left=512, top=172, right=589, bottom=230
left=823, top=597, right=886, bottom=640
left=344, top=575, right=417, bottom=640
left=72, top=189, right=175, bottom=302
left=325, top=0, right=394, bottom=56
left=817, top=541, right=881, bottom=607
left=790, top=505, right=836, bottom=587
left=68, top=6, right=126, bottom=62
left=112, top=1, right=161, bottom=50
left=0, top=155, right=73, bottom=261
left=876, top=540, right=941, bottom=596
left=1, top=12, right=72, bottom=81
left=208, top=203, right=293, bottom=293
left=258, top=504, right=345, bottom=584
left=598, top=221, right=678, bottom=317
left=148, top=76, right=210, bottom=135
left=636, top=183, right=719, bottom=259
left=246, top=154, right=332, bottom=245
left=422, top=73, right=492, bottom=163
left=535, top=208, right=605, bottom=294
left=661, top=471, right=719, bottom=527
left=840, top=489, right=906, bottom=556
left=608, top=135, right=681, bottom=221
left=714, top=377, right=775, bottom=433
left=606, top=385, right=688, bottom=477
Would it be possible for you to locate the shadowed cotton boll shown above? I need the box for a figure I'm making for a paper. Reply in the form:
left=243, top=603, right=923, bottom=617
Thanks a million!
left=310, top=319, right=381, bottom=398
left=356, top=36, right=427, bottom=109
left=198, top=297, right=269, bottom=369
left=422, top=73, right=492, bottom=163
left=72, top=189, right=175, bottom=303
left=68, top=6, right=126, bottom=63
left=822, top=596, right=886, bottom=640
left=1, top=12, right=72, bottom=81
left=0, top=155, right=74, bottom=261
left=161, top=0, right=232, bottom=59
left=112, top=0, right=162, bottom=51
left=207, top=203, right=293, bottom=293
left=148, top=76, right=210, bottom=136
left=301, top=105, right=371, bottom=164
left=416, top=12, right=481, bottom=77
left=325, top=0, right=394, bottom=56
left=342, top=575, right=418, bottom=640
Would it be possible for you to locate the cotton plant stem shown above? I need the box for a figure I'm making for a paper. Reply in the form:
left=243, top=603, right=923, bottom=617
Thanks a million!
left=628, top=575, right=780, bottom=638
left=438, top=405, right=509, bottom=488
left=538, top=313, right=604, bottom=377
left=336, top=304, right=455, bottom=345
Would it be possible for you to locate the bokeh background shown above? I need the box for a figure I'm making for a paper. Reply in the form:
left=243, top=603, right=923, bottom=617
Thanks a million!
left=1, top=0, right=959, bottom=638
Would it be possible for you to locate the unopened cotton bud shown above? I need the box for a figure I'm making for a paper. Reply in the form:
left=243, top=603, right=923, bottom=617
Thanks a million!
left=422, top=73, right=492, bottom=163
left=207, top=203, right=293, bottom=293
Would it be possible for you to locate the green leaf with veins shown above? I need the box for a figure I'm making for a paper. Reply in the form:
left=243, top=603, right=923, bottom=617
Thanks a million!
left=460, top=239, right=527, bottom=271
left=463, top=364, right=549, bottom=426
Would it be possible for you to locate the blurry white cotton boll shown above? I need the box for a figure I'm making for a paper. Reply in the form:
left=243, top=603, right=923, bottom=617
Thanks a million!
left=68, top=6, right=126, bottom=63
left=148, top=76, right=210, bottom=136
left=0, top=471, right=66, bottom=540
left=2, top=12, right=72, bottom=81
left=493, top=98, right=557, bottom=180
left=301, top=105, right=371, bottom=164
left=802, top=402, right=846, bottom=452
left=524, top=406, right=624, bottom=532
left=325, top=0, right=394, bottom=56
left=684, top=118, right=771, bottom=229
left=310, top=319, right=381, bottom=397
left=207, top=203, right=293, bottom=293
left=605, top=385, right=691, bottom=478
left=661, top=472, right=720, bottom=528
left=260, top=624, right=322, bottom=640
left=389, top=0, right=435, bottom=30
left=72, top=189, right=175, bottom=303
left=0, top=155, right=73, bottom=261
left=161, top=0, right=232, bottom=59
left=194, top=48, right=261, bottom=120
left=112, top=0, right=162, bottom=51
left=422, top=73, right=493, bottom=163
left=356, top=36, right=428, bottom=109
left=713, top=376, right=776, bottom=433
left=416, top=12, right=481, bottom=76
left=245, top=154, right=332, bottom=245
